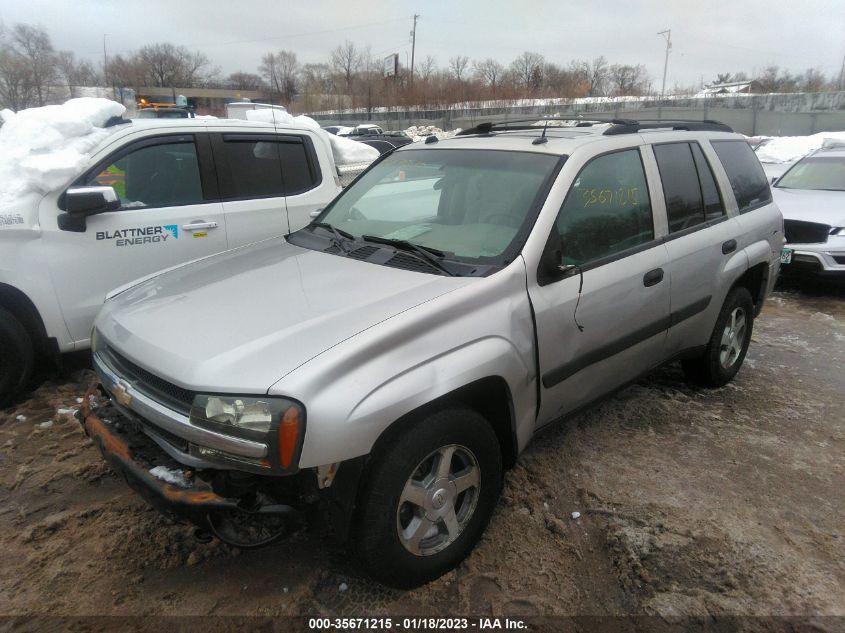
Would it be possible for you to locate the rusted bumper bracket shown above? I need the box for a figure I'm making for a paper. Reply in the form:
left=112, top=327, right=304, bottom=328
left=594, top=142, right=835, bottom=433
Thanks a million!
left=77, top=388, right=300, bottom=533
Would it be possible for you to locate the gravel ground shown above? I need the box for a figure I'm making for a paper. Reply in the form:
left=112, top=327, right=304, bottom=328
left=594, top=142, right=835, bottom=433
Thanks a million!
left=0, top=279, right=843, bottom=627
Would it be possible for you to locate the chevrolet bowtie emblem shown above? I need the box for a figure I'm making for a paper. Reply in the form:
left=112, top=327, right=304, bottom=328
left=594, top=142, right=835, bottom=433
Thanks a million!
left=112, top=382, right=132, bottom=407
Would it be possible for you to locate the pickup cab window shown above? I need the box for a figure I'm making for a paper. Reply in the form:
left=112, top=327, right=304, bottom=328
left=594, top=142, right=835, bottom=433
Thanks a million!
left=89, top=140, right=203, bottom=209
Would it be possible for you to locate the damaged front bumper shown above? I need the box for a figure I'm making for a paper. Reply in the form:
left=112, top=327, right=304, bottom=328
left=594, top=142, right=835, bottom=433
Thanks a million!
left=77, top=390, right=303, bottom=545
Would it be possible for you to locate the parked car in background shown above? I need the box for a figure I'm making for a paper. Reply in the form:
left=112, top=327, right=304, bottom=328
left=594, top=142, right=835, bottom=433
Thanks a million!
left=322, top=125, right=354, bottom=136
left=81, top=118, right=781, bottom=588
left=136, top=107, right=194, bottom=119
left=0, top=116, right=360, bottom=405
left=772, top=140, right=845, bottom=278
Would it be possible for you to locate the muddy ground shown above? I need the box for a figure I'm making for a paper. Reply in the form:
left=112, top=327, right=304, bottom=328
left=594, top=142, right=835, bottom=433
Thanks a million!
left=0, top=278, right=843, bottom=628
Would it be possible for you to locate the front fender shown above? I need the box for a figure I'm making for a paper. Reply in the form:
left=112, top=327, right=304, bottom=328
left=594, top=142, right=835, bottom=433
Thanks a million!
left=271, top=262, right=537, bottom=469
left=297, top=336, right=534, bottom=468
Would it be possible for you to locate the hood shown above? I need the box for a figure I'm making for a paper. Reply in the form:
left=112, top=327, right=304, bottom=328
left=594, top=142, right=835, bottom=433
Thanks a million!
left=772, top=187, right=845, bottom=227
left=95, top=237, right=470, bottom=393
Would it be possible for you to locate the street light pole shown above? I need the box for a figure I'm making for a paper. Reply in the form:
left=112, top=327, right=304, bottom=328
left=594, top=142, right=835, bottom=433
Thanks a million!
left=410, top=14, right=419, bottom=87
left=658, top=29, right=672, bottom=100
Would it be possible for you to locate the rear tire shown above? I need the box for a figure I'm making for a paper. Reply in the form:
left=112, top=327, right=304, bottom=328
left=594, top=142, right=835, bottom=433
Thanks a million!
left=354, top=408, right=503, bottom=588
left=682, top=286, right=754, bottom=387
left=0, top=307, right=34, bottom=407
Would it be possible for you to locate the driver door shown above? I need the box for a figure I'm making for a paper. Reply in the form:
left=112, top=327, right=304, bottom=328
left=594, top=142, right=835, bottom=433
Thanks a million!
left=41, top=133, right=227, bottom=344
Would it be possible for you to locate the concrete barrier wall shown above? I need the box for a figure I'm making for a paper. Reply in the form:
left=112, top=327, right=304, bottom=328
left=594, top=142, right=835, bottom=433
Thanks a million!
left=308, top=92, right=845, bottom=136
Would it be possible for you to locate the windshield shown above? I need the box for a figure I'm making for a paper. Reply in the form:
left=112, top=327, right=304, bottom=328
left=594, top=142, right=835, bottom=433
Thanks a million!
left=317, top=149, right=559, bottom=264
left=776, top=156, right=845, bottom=191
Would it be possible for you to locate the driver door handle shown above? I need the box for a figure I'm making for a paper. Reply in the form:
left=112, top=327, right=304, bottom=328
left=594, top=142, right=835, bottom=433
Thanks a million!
left=182, top=221, right=218, bottom=231
left=643, top=268, right=664, bottom=287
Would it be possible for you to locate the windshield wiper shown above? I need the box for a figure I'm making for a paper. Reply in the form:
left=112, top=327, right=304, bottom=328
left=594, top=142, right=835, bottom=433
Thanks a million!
left=310, top=222, right=354, bottom=253
left=361, top=234, right=457, bottom=277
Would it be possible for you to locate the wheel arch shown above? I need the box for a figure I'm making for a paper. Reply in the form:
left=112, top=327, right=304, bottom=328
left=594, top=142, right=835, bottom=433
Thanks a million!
left=731, top=261, right=769, bottom=317
left=0, top=283, right=53, bottom=357
left=368, top=376, right=518, bottom=471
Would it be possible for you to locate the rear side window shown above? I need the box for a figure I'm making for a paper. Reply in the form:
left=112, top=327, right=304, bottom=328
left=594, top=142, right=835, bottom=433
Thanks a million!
left=217, top=137, right=319, bottom=199
left=711, top=140, right=771, bottom=212
left=555, top=149, right=654, bottom=266
left=218, top=139, right=285, bottom=199
left=654, top=143, right=706, bottom=233
left=690, top=143, right=725, bottom=220
left=279, top=141, right=319, bottom=195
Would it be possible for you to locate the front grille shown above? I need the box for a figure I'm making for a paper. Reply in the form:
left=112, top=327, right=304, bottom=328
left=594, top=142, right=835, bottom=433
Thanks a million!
left=784, top=219, right=831, bottom=244
left=101, top=344, right=195, bottom=416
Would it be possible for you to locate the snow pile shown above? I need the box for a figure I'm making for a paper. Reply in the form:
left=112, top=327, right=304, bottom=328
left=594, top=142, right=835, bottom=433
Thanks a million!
left=0, top=98, right=126, bottom=203
left=149, top=466, right=191, bottom=488
left=405, top=125, right=461, bottom=142
left=245, top=109, right=378, bottom=165
left=755, top=131, right=845, bottom=164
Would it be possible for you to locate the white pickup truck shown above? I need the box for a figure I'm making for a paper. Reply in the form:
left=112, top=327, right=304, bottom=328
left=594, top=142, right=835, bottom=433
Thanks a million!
left=0, top=110, right=371, bottom=405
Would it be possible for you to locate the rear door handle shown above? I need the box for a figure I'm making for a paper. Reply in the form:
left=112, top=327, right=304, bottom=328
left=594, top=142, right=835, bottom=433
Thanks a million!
left=643, top=268, right=664, bottom=287
left=182, top=221, right=218, bottom=231
left=722, top=239, right=737, bottom=254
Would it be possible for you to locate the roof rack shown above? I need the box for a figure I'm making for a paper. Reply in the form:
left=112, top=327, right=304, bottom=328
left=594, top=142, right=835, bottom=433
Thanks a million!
left=456, top=117, right=733, bottom=137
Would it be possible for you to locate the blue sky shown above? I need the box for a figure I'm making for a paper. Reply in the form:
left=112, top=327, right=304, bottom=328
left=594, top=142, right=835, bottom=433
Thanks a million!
left=2, top=0, right=843, bottom=88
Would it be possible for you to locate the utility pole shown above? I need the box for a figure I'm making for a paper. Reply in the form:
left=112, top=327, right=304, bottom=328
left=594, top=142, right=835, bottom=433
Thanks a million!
left=658, top=29, right=671, bottom=100
left=839, top=50, right=845, bottom=91
left=410, top=14, right=419, bottom=86
left=103, top=34, right=108, bottom=77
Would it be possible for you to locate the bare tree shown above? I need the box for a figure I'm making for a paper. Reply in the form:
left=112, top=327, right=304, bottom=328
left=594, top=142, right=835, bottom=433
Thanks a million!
left=715, top=72, right=733, bottom=84
left=474, top=58, right=504, bottom=89
left=800, top=68, right=827, bottom=92
left=330, top=40, right=362, bottom=87
left=0, top=46, right=35, bottom=110
left=260, top=50, right=299, bottom=103
left=10, top=24, right=56, bottom=106
left=449, top=55, right=469, bottom=82
left=106, top=54, right=146, bottom=91
left=417, top=55, right=437, bottom=81
left=608, top=63, right=649, bottom=96
left=228, top=71, right=263, bottom=91
left=136, top=43, right=216, bottom=87
left=56, top=51, right=97, bottom=98
left=510, top=51, right=544, bottom=94
left=572, top=56, right=608, bottom=96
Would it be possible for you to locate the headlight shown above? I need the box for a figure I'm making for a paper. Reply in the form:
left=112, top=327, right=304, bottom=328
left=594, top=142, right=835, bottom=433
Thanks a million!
left=189, top=395, right=304, bottom=470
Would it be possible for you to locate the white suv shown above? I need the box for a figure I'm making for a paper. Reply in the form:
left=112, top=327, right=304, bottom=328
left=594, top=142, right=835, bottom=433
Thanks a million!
left=81, top=118, right=783, bottom=587
left=0, top=117, right=355, bottom=405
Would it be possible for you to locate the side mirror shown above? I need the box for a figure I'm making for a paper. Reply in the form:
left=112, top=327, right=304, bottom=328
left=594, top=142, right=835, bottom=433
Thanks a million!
left=538, top=231, right=579, bottom=284
left=66, top=186, right=121, bottom=216
left=58, top=186, right=120, bottom=232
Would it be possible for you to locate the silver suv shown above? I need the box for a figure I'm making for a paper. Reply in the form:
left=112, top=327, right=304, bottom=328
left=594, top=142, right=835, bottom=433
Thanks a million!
left=81, top=118, right=783, bottom=588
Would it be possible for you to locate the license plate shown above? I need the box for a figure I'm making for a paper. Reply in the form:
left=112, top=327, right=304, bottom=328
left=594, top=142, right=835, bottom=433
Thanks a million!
left=780, top=248, right=793, bottom=264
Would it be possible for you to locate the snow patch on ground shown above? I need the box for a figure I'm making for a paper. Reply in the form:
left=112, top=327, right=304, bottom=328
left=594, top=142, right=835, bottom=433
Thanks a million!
left=755, top=131, right=845, bottom=164
left=244, top=109, right=378, bottom=165
left=0, top=98, right=126, bottom=203
left=149, top=466, right=191, bottom=489
left=405, top=125, right=461, bottom=142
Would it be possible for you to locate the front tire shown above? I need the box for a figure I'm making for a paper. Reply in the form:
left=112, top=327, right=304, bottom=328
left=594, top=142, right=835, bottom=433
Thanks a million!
left=682, top=286, right=754, bottom=387
left=354, top=408, right=503, bottom=588
left=0, top=307, right=34, bottom=407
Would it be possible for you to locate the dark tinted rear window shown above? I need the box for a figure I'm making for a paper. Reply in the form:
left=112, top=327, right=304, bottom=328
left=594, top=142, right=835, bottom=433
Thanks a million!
left=711, top=140, right=771, bottom=212
left=279, top=141, right=319, bottom=194
left=690, top=143, right=725, bottom=220
left=654, top=143, right=707, bottom=233
left=219, top=140, right=285, bottom=199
